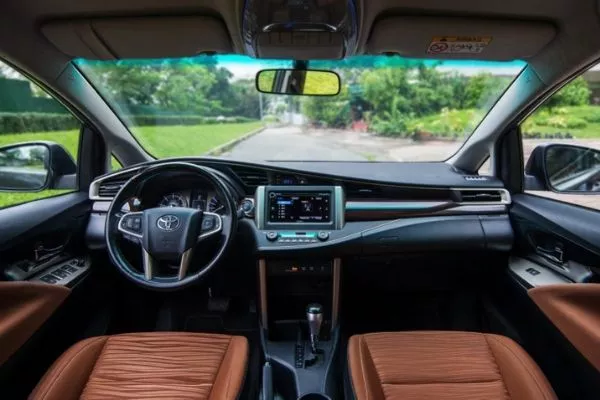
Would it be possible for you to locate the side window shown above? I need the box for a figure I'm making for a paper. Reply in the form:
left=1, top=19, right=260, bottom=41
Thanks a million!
left=522, top=65, right=600, bottom=210
left=0, top=61, right=80, bottom=209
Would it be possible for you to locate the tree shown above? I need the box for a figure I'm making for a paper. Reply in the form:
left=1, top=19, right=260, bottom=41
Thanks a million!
left=543, top=77, right=590, bottom=109
left=302, top=86, right=351, bottom=128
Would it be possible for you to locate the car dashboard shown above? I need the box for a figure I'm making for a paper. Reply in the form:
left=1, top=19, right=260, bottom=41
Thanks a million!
left=86, top=157, right=514, bottom=256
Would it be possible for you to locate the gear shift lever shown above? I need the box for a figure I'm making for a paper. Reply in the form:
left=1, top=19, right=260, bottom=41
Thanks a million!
left=306, top=303, right=323, bottom=354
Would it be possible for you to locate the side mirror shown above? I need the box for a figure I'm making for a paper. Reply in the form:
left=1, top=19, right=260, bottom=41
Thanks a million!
left=525, top=144, right=600, bottom=193
left=256, top=69, right=340, bottom=96
left=0, top=142, right=76, bottom=192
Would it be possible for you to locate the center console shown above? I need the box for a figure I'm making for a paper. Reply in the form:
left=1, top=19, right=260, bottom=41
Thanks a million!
left=255, top=186, right=343, bottom=400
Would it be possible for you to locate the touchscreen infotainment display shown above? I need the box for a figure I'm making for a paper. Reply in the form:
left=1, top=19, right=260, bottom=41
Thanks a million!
left=268, top=192, right=330, bottom=223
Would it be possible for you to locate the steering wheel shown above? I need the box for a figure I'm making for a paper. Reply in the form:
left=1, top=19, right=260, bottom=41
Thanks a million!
left=105, top=162, right=238, bottom=290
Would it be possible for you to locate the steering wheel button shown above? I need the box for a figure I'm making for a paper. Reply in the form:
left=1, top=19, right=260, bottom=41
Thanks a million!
left=202, top=217, right=215, bottom=230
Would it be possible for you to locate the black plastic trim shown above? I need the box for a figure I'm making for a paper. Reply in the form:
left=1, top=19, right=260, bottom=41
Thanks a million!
left=512, top=193, right=600, bottom=257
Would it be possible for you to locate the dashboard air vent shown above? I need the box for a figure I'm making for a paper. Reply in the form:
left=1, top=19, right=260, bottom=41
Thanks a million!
left=98, top=178, right=129, bottom=198
left=92, top=169, right=142, bottom=199
left=456, top=189, right=510, bottom=204
left=344, top=183, right=383, bottom=199
left=230, top=166, right=269, bottom=190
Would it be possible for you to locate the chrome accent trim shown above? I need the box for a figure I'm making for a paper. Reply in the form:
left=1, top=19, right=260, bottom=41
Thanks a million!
left=89, top=167, right=144, bottom=200
left=452, top=187, right=512, bottom=205
left=178, top=248, right=194, bottom=280
left=241, top=197, right=255, bottom=218
left=31, top=257, right=90, bottom=286
left=255, top=186, right=266, bottom=230
left=198, top=212, right=223, bottom=240
left=157, top=214, right=180, bottom=232
left=331, top=258, right=341, bottom=333
left=259, top=259, right=268, bottom=328
left=334, top=186, right=345, bottom=229
left=509, top=256, right=570, bottom=287
left=142, top=249, right=156, bottom=280
left=117, top=212, right=144, bottom=239
left=92, top=201, right=111, bottom=212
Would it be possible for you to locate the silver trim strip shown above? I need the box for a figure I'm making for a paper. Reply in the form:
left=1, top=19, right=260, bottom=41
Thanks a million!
left=509, top=256, right=570, bottom=287
left=259, top=259, right=268, bottom=328
left=178, top=248, right=194, bottom=280
left=255, top=186, right=266, bottom=230
left=334, top=186, right=345, bottom=229
left=142, top=249, right=156, bottom=280
left=331, top=258, right=341, bottom=333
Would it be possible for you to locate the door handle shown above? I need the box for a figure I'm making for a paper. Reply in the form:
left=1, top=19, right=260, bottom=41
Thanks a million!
left=536, top=245, right=564, bottom=265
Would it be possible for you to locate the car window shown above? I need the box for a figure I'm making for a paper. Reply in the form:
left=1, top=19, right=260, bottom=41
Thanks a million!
left=0, top=60, right=80, bottom=209
left=522, top=63, right=600, bottom=210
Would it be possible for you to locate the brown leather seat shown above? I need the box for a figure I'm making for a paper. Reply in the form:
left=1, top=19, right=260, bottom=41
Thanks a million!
left=348, top=331, right=557, bottom=400
left=29, top=332, right=248, bottom=400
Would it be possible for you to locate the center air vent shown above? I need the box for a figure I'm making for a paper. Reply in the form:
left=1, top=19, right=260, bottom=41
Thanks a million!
left=344, top=183, right=383, bottom=199
left=230, top=166, right=269, bottom=191
left=456, top=189, right=510, bottom=204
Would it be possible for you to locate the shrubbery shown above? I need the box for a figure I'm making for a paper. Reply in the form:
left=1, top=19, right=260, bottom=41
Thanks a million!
left=0, top=113, right=80, bottom=134
left=0, top=112, right=255, bottom=134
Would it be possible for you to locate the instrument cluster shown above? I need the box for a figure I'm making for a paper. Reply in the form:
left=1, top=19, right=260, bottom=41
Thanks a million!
left=158, top=190, right=225, bottom=214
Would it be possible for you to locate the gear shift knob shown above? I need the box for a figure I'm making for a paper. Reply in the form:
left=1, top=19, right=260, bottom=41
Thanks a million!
left=306, top=303, right=323, bottom=354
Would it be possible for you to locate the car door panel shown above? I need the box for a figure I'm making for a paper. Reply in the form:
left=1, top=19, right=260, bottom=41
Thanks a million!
left=512, top=193, right=600, bottom=261
left=510, top=194, right=598, bottom=284
left=0, top=192, right=89, bottom=252
left=529, top=284, right=600, bottom=373
left=0, top=282, right=70, bottom=366
left=508, top=193, right=600, bottom=394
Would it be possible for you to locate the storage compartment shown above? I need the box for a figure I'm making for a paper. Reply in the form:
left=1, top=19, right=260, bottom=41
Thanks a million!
left=265, top=259, right=333, bottom=341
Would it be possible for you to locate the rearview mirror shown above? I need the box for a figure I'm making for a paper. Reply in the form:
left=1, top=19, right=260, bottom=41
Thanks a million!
left=525, top=144, right=600, bottom=193
left=256, top=69, right=340, bottom=96
left=0, top=142, right=76, bottom=192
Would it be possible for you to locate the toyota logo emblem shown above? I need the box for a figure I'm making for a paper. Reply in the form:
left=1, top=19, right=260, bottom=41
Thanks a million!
left=157, top=215, right=180, bottom=231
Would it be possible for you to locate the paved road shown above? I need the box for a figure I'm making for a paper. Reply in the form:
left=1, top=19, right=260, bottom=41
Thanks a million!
left=224, top=126, right=600, bottom=164
left=223, top=126, right=367, bottom=161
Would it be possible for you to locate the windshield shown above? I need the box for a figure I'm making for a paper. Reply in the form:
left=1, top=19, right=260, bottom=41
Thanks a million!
left=75, top=55, right=524, bottom=162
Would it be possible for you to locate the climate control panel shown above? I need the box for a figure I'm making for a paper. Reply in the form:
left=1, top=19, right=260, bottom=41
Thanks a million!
left=265, top=231, right=330, bottom=244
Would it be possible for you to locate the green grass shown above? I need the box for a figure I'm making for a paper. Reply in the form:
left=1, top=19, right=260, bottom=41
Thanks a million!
left=391, top=105, right=600, bottom=139
left=131, top=122, right=263, bottom=158
left=0, top=190, right=71, bottom=207
left=522, top=105, right=600, bottom=138
left=0, top=122, right=262, bottom=208
left=0, top=129, right=80, bottom=158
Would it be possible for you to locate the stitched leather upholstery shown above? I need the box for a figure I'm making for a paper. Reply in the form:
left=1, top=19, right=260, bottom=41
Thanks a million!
left=29, top=332, right=248, bottom=400
left=348, top=331, right=557, bottom=400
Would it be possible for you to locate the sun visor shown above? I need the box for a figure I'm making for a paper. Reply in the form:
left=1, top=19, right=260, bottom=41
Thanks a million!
left=41, top=16, right=232, bottom=60
left=368, top=17, right=556, bottom=60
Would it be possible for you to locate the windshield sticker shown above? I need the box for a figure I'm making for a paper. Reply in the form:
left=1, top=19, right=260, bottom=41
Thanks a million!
left=427, top=36, right=492, bottom=54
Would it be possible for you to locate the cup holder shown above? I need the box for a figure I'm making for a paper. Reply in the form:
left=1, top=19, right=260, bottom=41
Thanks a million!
left=298, top=394, right=332, bottom=400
